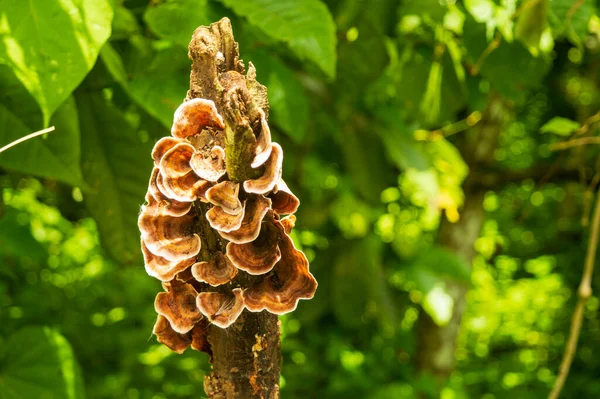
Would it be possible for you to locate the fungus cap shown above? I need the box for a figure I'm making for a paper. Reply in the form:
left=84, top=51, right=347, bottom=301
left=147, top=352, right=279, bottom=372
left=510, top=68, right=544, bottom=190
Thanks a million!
left=153, top=315, right=191, bottom=354
left=196, top=288, right=246, bottom=328
left=217, top=196, right=271, bottom=244
left=142, top=241, right=196, bottom=281
left=269, top=180, right=299, bottom=215
left=138, top=212, right=201, bottom=262
left=250, top=108, right=272, bottom=168
left=171, top=98, right=225, bottom=139
left=206, top=202, right=246, bottom=233
left=190, top=146, right=226, bottom=182
left=206, top=181, right=243, bottom=215
left=226, top=218, right=281, bottom=275
left=191, top=251, right=238, bottom=286
left=155, top=283, right=203, bottom=334
left=243, top=221, right=317, bottom=314
left=244, top=143, right=283, bottom=194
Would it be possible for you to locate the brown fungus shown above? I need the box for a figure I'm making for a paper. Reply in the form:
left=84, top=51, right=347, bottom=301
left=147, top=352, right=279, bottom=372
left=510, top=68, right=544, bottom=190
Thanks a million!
left=138, top=212, right=201, bottom=262
left=191, top=251, right=238, bottom=286
left=217, top=195, right=271, bottom=244
left=155, top=283, right=203, bottom=334
left=190, top=145, right=226, bottom=182
left=159, top=142, right=195, bottom=178
left=156, top=169, right=211, bottom=202
left=152, top=315, right=192, bottom=354
left=142, top=241, right=196, bottom=282
left=243, top=143, right=283, bottom=194
left=206, top=181, right=243, bottom=215
left=171, top=98, right=225, bottom=139
left=226, top=218, right=281, bottom=275
left=269, top=180, right=299, bottom=215
left=243, top=221, right=317, bottom=314
left=196, top=288, right=246, bottom=328
left=152, top=137, right=181, bottom=165
left=206, top=201, right=246, bottom=233
left=250, top=108, right=272, bottom=168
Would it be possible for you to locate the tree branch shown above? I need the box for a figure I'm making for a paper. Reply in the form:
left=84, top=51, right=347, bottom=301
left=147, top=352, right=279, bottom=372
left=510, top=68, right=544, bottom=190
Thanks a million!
left=548, top=187, right=600, bottom=399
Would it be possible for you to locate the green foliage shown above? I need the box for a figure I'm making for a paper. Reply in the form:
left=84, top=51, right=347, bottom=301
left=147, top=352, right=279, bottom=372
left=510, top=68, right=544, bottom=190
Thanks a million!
left=0, top=0, right=113, bottom=124
left=77, top=92, right=153, bottom=263
left=0, top=326, right=85, bottom=399
left=0, top=97, right=85, bottom=187
left=540, top=116, right=581, bottom=135
left=1, top=0, right=600, bottom=398
left=219, top=0, right=337, bottom=78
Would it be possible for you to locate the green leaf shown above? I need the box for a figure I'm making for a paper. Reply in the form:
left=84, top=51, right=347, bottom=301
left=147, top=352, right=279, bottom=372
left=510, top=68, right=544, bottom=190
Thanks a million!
left=247, top=50, right=309, bottom=143
left=0, top=207, right=46, bottom=260
left=549, top=0, right=594, bottom=45
left=100, top=44, right=128, bottom=86
left=332, top=237, right=394, bottom=328
left=0, top=326, right=85, bottom=399
left=76, top=91, right=153, bottom=262
left=0, top=0, right=113, bottom=125
left=399, top=0, right=446, bottom=23
left=540, top=117, right=581, bottom=136
left=463, top=16, right=551, bottom=102
left=144, top=0, right=218, bottom=47
left=218, top=0, right=337, bottom=78
left=407, top=246, right=471, bottom=285
left=515, top=0, right=549, bottom=51
left=0, top=97, right=86, bottom=187
left=128, top=47, right=190, bottom=129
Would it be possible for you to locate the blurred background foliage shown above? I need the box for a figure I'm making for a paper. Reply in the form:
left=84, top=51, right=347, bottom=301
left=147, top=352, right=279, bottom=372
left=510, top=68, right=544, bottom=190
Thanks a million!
left=1, top=0, right=600, bottom=398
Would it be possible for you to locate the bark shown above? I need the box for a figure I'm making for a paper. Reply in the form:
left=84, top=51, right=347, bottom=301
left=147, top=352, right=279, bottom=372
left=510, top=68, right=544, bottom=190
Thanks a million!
left=415, top=94, right=507, bottom=381
left=186, top=18, right=281, bottom=399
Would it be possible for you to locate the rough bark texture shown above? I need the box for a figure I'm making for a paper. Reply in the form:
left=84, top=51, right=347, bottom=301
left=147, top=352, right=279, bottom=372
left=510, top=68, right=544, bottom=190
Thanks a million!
left=416, top=94, right=507, bottom=381
left=186, top=18, right=281, bottom=399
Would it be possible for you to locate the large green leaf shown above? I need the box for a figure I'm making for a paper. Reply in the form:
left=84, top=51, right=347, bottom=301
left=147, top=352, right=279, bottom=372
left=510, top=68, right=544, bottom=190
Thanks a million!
left=218, top=0, right=337, bottom=78
left=144, top=0, right=218, bottom=47
left=0, top=0, right=113, bottom=125
left=127, top=46, right=190, bottom=129
left=0, top=97, right=85, bottom=187
left=0, top=326, right=85, bottom=399
left=76, top=91, right=153, bottom=263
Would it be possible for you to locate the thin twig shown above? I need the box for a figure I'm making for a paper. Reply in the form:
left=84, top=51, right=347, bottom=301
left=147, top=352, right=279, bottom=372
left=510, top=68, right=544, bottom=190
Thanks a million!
left=548, top=188, right=600, bottom=399
left=470, top=32, right=503, bottom=76
left=0, top=126, right=56, bottom=154
left=550, top=137, right=600, bottom=151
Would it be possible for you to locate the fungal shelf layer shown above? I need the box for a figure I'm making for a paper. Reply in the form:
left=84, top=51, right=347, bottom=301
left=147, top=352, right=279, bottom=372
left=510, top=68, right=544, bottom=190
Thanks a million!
left=138, top=97, right=317, bottom=353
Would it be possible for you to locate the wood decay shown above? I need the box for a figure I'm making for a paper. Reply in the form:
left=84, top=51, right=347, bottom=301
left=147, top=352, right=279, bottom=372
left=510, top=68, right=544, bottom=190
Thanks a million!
left=137, top=18, right=317, bottom=398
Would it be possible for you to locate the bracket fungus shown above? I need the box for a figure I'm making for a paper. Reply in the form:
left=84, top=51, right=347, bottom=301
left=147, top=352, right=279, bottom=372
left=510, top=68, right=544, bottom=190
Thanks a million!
left=138, top=39, right=317, bottom=355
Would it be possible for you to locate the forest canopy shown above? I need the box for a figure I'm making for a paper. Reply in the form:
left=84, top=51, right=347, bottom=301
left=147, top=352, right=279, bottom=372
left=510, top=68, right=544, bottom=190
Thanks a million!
left=1, top=0, right=600, bottom=398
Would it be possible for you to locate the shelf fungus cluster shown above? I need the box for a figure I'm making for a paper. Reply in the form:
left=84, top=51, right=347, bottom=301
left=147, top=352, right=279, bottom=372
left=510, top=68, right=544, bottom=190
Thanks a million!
left=138, top=98, right=317, bottom=354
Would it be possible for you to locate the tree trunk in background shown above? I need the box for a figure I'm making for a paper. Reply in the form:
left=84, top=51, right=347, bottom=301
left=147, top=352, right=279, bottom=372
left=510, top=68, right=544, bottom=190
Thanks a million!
left=187, top=19, right=281, bottom=398
left=415, top=95, right=507, bottom=382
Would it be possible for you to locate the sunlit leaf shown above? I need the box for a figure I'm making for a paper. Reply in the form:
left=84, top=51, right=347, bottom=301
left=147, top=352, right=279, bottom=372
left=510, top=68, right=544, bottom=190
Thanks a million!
left=515, top=0, right=548, bottom=52
left=0, top=0, right=113, bottom=124
left=540, top=117, right=581, bottom=136
left=0, top=326, right=85, bottom=399
left=217, top=0, right=337, bottom=78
